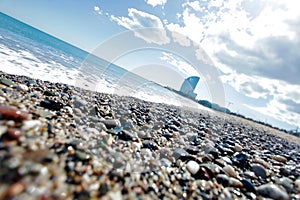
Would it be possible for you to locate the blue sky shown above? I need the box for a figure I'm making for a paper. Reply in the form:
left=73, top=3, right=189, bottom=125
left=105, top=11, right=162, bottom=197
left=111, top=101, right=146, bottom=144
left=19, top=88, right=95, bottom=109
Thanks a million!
left=1, top=0, right=300, bottom=130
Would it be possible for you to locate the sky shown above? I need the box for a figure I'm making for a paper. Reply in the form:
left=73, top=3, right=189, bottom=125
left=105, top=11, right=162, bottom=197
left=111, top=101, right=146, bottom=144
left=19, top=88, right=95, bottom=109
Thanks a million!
left=0, top=0, right=300, bottom=130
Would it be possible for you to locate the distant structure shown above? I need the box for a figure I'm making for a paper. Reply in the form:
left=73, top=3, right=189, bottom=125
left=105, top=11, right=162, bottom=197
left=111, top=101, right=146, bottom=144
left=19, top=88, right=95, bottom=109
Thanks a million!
left=179, top=76, right=200, bottom=99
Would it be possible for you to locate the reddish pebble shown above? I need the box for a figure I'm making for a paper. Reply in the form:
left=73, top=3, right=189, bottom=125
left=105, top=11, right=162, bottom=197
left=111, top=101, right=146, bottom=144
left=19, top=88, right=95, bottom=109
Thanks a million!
left=5, top=181, right=25, bottom=197
left=0, top=105, right=28, bottom=122
left=7, top=128, right=23, bottom=140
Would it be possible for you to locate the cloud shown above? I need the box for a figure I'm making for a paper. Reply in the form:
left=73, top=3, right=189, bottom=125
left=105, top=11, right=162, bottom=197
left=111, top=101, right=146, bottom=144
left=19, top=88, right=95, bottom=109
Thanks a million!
left=145, top=0, right=167, bottom=7
left=94, top=6, right=102, bottom=15
left=160, top=52, right=200, bottom=77
left=110, top=8, right=170, bottom=44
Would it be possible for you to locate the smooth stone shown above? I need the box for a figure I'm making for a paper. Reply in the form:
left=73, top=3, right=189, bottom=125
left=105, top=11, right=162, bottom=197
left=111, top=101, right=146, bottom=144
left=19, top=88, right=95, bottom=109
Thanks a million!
left=6, top=128, right=23, bottom=140
left=223, top=165, right=238, bottom=178
left=241, top=179, right=256, bottom=193
left=186, top=160, right=200, bottom=175
left=229, top=177, right=243, bottom=188
left=273, top=155, right=287, bottom=163
left=43, top=90, right=56, bottom=96
left=0, top=125, right=8, bottom=137
left=251, top=164, right=267, bottom=179
left=257, top=184, right=289, bottom=200
left=276, top=177, right=293, bottom=193
left=172, top=148, right=189, bottom=160
left=216, top=174, right=229, bottom=186
left=118, top=130, right=135, bottom=141
left=0, top=78, right=15, bottom=87
left=5, top=181, right=25, bottom=197
left=0, top=105, right=28, bottom=122
left=16, top=84, right=28, bottom=91
left=234, top=144, right=243, bottom=152
left=101, top=119, right=121, bottom=129
left=233, top=152, right=248, bottom=168
left=21, top=120, right=41, bottom=131
left=142, top=140, right=159, bottom=150
left=40, top=99, right=63, bottom=111
left=75, top=151, right=91, bottom=162
left=253, top=157, right=269, bottom=168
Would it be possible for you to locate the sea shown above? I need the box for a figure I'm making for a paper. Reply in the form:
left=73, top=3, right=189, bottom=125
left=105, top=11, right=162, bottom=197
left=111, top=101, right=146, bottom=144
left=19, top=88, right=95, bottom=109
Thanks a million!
left=0, top=12, right=210, bottom=111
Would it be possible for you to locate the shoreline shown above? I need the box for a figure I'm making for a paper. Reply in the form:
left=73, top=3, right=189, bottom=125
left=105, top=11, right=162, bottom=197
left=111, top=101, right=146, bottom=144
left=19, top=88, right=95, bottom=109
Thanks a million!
left=0, top=71, right=299, bottom=199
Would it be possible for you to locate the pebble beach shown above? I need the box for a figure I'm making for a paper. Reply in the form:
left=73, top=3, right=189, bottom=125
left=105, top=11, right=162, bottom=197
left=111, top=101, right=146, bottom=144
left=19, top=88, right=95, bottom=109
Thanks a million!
left=0, top=71, right=299, bottom=200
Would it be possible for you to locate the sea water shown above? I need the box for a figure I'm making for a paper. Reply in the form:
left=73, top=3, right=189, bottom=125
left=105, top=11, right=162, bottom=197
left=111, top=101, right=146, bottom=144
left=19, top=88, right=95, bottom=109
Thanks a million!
left=0, top=12, right=210, bottom=111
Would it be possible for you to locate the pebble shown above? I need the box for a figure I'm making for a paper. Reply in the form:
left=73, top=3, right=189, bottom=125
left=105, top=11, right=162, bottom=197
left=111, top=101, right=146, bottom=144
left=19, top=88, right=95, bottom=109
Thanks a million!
left=186, top=160, right=200, bottom=175
left=101, top=119, right=121, bottom=129
left=0, top=78, right=15, bottom=87
left=172, top=148, right=189, bottom=160
left=0, top=105, right=28, bottom=122
left=251, top=164, right=267, bottom=179
left=223, top=165, right=238, bottom=178
left=257, top=184, right=289, bottom=200
left=5, top=181, right=25, bottom=197
left=6, top=128, right=23, bottom=140
left=21, top=120, right=42, bottom=131
left=272, top=155, right=287, bottom=163
left=234, top=144, right=243, bottom=152
left=241, top=179, right=256, bottom=193
left=0, top=125, right=8, bottom=137
left=40, top=99, right=64, bottom=111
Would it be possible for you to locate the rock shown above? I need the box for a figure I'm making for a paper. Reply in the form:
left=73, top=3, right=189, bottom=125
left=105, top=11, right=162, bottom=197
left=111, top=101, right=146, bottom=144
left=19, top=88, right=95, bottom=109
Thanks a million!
left=186, top=160, right=200, bottom=175
left=43, top=90, right=56, bottom=96
left=21, top=120, right=41, bottom=131
left=257, top=184, right=289, bottom=200
left=16, top=84, right=28, bottom=91
left=118, top=130, right=135, bottom=141
left=75, top=151, right=91, bottom=162
left=276, top=177, right=293, bottom=193
left=0, top=105, right=28, bottom=122
left=216, top=174, right=229, bottom=187
left=223, top=165, right=238, bottom=178
left=172, top=148, right=189, bottom=160
left=40, top=99, right=63, bottom=111
left=0, top=78, right=15, bottom=87
left=229, top=177, right=243, bottom=188
left=273, top=155, right=287, bottom=163
left=233, top=152, right=248, bottom=169
left=6, top=128, right=23, bottom=140
left=234, top=144, right=243, bottom=152
left=5, top=181, right=25, bottom=197
left=0, top=125, right=8, bottom=137
left=241, top=179, right=256, bottom=193
left=251, top=164, right=267, bottom=179
left=101, top=119, right=121, bottom=129
left=143, top=140, right=159, bottom=150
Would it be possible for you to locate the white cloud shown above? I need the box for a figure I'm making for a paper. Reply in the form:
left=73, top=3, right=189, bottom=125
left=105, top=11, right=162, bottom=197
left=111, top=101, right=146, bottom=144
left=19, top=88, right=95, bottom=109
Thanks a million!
left=110, top=8, right=170, bottom=44
left=145, top=0, right=167, bottom=7
left=160, top=52, right=200, bottom=77
left=222, top=72, right=300, bottom=127
left=94, top=6, right=102, bottom=15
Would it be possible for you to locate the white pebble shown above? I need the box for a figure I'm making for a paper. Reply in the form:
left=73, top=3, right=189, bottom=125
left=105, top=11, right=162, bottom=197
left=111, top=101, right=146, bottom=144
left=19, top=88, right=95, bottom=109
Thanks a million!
left=186, top=160, right=200, bottom=175
left=21, top=120, right=41, bottom=131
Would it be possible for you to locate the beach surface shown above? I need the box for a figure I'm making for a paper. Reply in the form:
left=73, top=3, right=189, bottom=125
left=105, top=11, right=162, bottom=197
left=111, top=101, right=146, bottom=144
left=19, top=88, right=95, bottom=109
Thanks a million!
left=0, top=71, right=299, bottom=200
